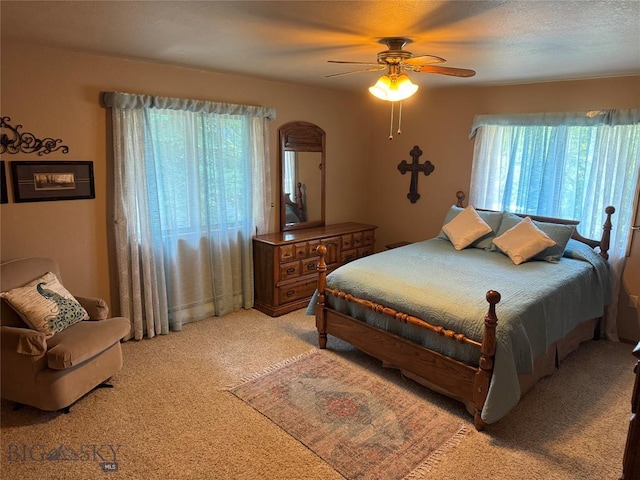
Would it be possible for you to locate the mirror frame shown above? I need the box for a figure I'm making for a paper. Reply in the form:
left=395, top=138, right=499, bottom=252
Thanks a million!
left=278, top=121, right=325, bottom=232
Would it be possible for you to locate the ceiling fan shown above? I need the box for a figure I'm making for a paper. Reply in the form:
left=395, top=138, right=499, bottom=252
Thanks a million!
left=327, top=37, right=475, bottom=102
left=327, top=37, right=475, bottom=139
left=327, top=37, right=476, bottom=80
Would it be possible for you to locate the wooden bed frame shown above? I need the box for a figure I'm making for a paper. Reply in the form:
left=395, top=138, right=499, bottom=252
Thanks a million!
left=283, top=182, right=306, bottom=223
left=315, top=192, right=615, bottom=430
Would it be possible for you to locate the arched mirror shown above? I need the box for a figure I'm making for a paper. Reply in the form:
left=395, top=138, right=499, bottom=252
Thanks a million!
left=279, top=121, right=325, bottom=232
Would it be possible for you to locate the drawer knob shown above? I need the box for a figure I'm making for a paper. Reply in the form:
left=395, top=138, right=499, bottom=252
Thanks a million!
left=285, top=290, right=295, bottom=297
left=307, top=263, right=316, bottom=270
left=286, top=267, right=295, bottom=275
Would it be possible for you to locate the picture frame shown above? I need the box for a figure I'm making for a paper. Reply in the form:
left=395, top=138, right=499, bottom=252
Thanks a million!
left=1, top=161, right=7, bottom=204
left=10, top=161, right=95, bottom=203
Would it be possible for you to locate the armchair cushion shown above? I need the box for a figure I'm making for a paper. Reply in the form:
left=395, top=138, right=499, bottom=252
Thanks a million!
left=0, top=272, right=89, bottom=338
left=46, top=317, right=130, bottom=370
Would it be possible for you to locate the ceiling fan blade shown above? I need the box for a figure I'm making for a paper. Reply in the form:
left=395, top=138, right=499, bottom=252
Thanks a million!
left=328, top=60, right=381, bottom=66
left=417, top=65, right=476, bottom=77
left=325, top=67, right=385, bottom=78
left=403, top=54, right=446, bottom=65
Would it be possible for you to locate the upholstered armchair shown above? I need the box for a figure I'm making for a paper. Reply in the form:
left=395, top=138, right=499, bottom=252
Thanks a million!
left=0, top=257, right=130, bottom=412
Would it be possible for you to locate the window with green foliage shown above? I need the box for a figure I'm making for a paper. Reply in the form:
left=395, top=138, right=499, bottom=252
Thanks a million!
left=144, top=110, right=252, bottom=234
left=106, top=91, right=274, bottom=337
left=470, top=111, right=639, bottom=245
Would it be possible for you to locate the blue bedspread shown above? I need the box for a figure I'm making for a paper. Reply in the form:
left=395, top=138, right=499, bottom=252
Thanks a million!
left=307, top=238, right=611, bottom=424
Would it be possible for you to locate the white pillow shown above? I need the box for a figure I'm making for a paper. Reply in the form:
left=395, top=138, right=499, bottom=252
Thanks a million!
left=0, top=272, right=89, bottom=337
left=442, top=205, right=493, bottom=250
left=492, top=216, right=557, bottom=265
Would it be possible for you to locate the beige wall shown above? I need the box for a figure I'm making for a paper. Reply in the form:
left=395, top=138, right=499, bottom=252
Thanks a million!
left=0, top=42, right=371, bottom=313
left=365, top=75, right=640, bottom=340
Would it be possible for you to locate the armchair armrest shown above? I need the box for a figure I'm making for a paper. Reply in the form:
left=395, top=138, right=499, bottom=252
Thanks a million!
left=1, top=325, right=47, bottom=356
left=75, top=296, right=109, bottom=320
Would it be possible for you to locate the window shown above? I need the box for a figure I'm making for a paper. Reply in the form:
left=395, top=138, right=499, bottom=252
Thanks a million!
left=105, top=92, right=275, bottom=339
left=144, top=110, right=252, bottom=235
left=469, top=110, right=640, bottom=249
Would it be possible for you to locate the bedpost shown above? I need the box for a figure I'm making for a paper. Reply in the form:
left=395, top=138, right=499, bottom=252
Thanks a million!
left=474, top=289, right=501, bottom=431
left=295, top=182, right=306, bottom=222
left=315, top=244, right=328, bottom=349
left=599, top=206, right=615, bottom=260
left=456, top=190, right=466, bottom=208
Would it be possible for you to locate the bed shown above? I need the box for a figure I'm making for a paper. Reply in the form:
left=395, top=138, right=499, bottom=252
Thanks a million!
left=309, top=192, right=615, bottom=430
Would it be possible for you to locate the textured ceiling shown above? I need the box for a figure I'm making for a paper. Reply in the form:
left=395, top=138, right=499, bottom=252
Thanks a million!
left=2, top=1, right=640, bottom=91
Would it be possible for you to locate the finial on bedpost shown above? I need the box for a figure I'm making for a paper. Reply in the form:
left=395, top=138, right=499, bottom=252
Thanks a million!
left=474, top=289, right=501, bottom=431
left=456, top=191, right=466, bottom=208
left=599, top=206, right=615, bottom=260
left=481, top=290, right=500, bottom=371
left=316, top=244, right=328, bottom=349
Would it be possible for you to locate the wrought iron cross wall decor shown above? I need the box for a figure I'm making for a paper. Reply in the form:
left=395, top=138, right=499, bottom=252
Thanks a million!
left=0, top=116, right=69, bottom=156
left=397, top=145, right=434, bottom=203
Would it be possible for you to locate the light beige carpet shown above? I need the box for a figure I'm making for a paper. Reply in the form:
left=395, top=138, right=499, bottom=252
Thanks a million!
left=0, top=308, right=634, bottom=480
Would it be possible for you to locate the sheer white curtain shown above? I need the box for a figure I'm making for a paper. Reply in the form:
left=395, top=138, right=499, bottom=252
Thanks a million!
left=283, top=151, right=297, bottom=200
left=469, top=109, right=640, bottom=341
left=104, top=92, right=275, bottom=339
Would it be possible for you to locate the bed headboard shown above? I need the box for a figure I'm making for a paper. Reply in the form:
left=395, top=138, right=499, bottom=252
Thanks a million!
left=455, top=191, right=615, bottom=260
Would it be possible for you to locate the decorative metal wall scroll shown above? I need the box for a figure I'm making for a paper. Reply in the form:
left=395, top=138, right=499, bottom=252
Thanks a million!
left=0, top=116, right=69, bottom=156
left=397, top=145, right=434, bottom=203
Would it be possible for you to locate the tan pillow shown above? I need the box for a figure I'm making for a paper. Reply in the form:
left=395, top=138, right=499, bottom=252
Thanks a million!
left=0, top=272, right=89, bottom=338
left=492, top=216, right=557, bottom=265
left=442, top=205, right=493, bottom=250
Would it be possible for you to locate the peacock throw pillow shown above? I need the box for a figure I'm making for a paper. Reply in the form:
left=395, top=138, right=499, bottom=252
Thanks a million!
left=0, top=272, right=89, bottom=337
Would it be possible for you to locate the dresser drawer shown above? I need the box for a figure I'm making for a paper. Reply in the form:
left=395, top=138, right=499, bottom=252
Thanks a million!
left=294, top=242, right=308, bottom=259
left=362, top=229, right=375, bottom=246
left=341, top=245, right=373, bottom=263
left=278, top=279, right=318, bottom=304
left=279, top=261, right=300, bottom=280
left=279, top=245, right=295, bottom=262
left=301, top=256, right=320, bottom=275
left=341, top=234, right=354, bottom=250
left=352, top=231, right=363, bottom=247
left=341, top=248, right=358, bottom=264
left=308, top=239, right=320, bottom=256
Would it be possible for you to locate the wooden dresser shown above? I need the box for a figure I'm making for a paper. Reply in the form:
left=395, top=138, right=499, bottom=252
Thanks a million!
left=620, top=342, right=640, bottom=480
left=253, top=222, right=377, bottom=317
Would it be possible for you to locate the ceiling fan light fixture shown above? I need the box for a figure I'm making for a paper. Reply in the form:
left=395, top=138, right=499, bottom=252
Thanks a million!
left=369, top=72, right=418, bottom=102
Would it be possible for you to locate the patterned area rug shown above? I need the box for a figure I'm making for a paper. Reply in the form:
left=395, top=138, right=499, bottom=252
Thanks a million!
left=229, top=349, right=470, bottom=480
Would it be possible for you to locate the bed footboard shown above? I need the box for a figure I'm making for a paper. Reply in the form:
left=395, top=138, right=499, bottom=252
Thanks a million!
left=314, top=244, right=500, bottom=430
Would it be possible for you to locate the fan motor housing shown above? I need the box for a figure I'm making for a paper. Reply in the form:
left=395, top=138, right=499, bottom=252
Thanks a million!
left=377, top=50, right=412, bottom=65
left=377, top=37, right=413, bottom=65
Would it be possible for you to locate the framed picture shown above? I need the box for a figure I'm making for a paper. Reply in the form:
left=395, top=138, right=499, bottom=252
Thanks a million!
left=10, top=161, right=95, bottom=203
left=1, top=161, right=7, bottom=204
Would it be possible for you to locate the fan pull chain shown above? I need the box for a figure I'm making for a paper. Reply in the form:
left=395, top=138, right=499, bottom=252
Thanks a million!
left=388, top=101, right=395, bottom=140
left=388, top=101, right=404, bottom=140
